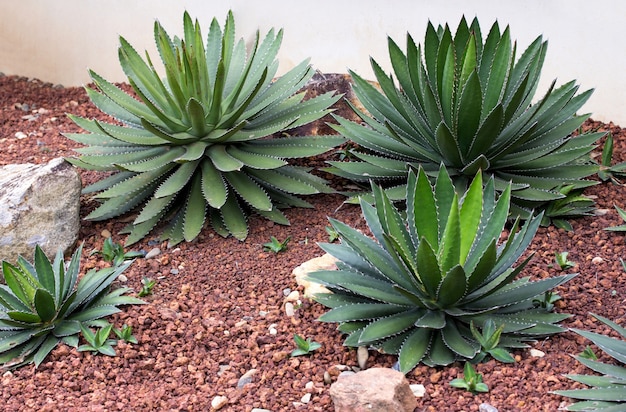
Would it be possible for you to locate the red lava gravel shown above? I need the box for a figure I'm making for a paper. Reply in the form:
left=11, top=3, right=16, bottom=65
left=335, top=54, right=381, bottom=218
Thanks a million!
left=0, top=73, right=625, bottom=411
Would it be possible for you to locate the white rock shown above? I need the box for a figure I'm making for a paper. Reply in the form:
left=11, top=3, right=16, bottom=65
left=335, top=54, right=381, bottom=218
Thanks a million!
left=530, top=349, right=545, bottom=358
left=284, top=302, right=295, bottom=317
left=211, top=395, right=228, bottom=410
left=145, top=247, right=161, bottom=259
left=410, top=384, right=426, bottom=397
left=300, top=393, right=311, bottom=403
left=357, top=346, right=369, bottom=369
left=14, top=131, right=27, bottom=139
left=117, top=274, right=128, bottom=282
left=0, top=158, right=81, bottom=262
left=592, top=256, right=604, bottom=265
left=292, top=253, right=337, bottom=297
left=285, top=290, right=300, bottom=302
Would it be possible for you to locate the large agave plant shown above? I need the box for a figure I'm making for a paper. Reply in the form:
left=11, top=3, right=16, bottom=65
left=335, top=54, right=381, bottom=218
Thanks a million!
left=308, top=165, right=575, bottom=373
left=553, top=314, right=626, bottom=411
left=326, top=16, right=602, bottom=223
left=66, top=11, right=343, bottom=245
left=0, top=245, right=143, bottom=369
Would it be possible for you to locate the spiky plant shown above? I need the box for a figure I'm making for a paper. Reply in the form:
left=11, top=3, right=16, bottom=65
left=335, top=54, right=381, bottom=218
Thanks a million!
left=326, top=16, right=602, bottom=223
left=553, top=314, right=626, bottom=411
left=0, top=245, right=143, bottom=369
left=65, top=11, right=343, bottom=245
left=308, top=165, right=575, bottom=373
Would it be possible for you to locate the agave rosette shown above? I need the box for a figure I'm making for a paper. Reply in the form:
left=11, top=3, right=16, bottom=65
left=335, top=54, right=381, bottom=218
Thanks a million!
left=308, top=165, right=575, bottom=372
left=66, top=11, right=343, bottom=245
left=0, top=245, right=143, bottom=369
left=326, top=16, right=602, bottom=224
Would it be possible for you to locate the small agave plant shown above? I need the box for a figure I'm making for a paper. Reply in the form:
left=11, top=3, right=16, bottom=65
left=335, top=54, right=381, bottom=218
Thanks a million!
left=66, top=11, right=343, bottom=245
left=0, top=245, right=143, bottom=369
left=553, top=314, right=626, bottom=411
left=326, top=16, right=602, bottom=225
left=308, top=165, right=575, bottom=373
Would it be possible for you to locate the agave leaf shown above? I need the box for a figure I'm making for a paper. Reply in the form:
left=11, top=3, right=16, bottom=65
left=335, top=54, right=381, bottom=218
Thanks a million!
left=224, top=172, right=272, bottom=212
left=319, top=303, right=408, bottom=323
left=415, top=310, right=446, bottom=329
left=183, top=174, right=207, bottom=242
left=554, top=387, right=626, bottom=402
left=219, top=193, right=248, bottom=240
left=571, top=356, right=626, bottom=381
left=154, top=160, right=200, bottom=198
left=441, top=320, right=480, bottom=359
left=436, top=265, right=467, bottom=307
left=358, top=309, right=422, bottom=344
left=398, top=328, right=432, bottom=373
left=456, top=71, right=483, bottom=153
left=0, top=285, right=30, bottom=312
left=428, top=332, right=456, bottom=366
left=33, top=289, right=56, bottom=324
left=2, top=261, right=39, bottom=306
left=33, top=335, right=61, bottom=368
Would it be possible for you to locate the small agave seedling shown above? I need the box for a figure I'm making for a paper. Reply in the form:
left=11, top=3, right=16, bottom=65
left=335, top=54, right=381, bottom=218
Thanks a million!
left=325, top=16, right=602, bottom=225
left=450, top=362, right=489, bottom=394
left=552, top=313, right=626, bottom=410
left=65, top=11, right=343, bottom=245
left=0, top=245, right=144, bottom=369
left=308, top=165, right=575, bottom=373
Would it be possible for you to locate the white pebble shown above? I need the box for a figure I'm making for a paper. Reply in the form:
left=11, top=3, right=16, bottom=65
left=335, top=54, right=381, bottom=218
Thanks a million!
left=285, top=302, right=295, bottom=317
left=530, top=349, right=545, bottom=358
left=300, top=393, right=312, bottom=403
left=592, top=256, right=604, bottom=265
left=14, top=131, right=27, bottom=139
left=305, top=381, right=314, bottom=390
left=269, top=324, right=278, bottom=335
left=211, top=395, right=228, bottom=410
left=410, top=384, right=426, bottom=397
left=117, top=274, right=128, bottom=282
left=145, top=247, right=161, bottom=259
left=285, top=290, right=300, bottom=302
left=357, top=346, right=369, bottom=369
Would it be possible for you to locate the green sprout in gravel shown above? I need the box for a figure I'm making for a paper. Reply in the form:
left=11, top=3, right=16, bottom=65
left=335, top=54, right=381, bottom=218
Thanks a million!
left=308, top=165, right=575, bottom=373
left=65, top=11, right=343, bottom=245
left=553, top=313, right=626, bottom=410
left=325, top=16, right=602, bottom=227
left=470, top=319, right=515, bottom=363
left=91, top=237, right=144, bottom=266
left=450, top=362, right=489, bottom=394
left=263, top=236, right=291, bottom=253
left=78, top=323, right=117, bottom=356
left=0, top=245, right=143, bottom=369
left=138, top=277, right=156, bottom=297
left=555, top=251, right=576, bottom=271
left=114, top=324, right=138, bottom=344
left=290, top=333, right=321, bottom=357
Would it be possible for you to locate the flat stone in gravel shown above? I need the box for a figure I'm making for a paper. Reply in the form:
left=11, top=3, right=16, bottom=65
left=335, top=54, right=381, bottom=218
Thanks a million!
left=0, top=157, right=81, bottom=262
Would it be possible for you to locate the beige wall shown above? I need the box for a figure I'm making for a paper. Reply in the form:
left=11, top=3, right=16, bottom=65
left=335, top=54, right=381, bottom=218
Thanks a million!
left=1, top=0, right=624, bottom=125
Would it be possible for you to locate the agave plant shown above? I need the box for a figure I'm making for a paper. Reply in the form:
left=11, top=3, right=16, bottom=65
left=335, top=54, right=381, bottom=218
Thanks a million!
left=308, top=165, right=575, bottom=373
left=0, top=245, right=143, bottom=369
left=553, top=314, right=626, bottom=411
left=65, top=11, right=343, bottom=245
left=326, top=16, right=602, bottom=223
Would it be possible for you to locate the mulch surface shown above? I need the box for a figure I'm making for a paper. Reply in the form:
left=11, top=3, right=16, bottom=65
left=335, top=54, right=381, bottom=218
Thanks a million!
left=1, top=74, right=625, bottom=411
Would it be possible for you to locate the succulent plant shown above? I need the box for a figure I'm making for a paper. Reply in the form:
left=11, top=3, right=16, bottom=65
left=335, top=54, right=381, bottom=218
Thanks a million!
left=308, top=165, right=574, bottom=373
left=553, top=313, right=626, bottom=411
left=66, top=11, right=343, bottom=245
left=325, top=16, right=602, bottom=224
left=0, top=245, right=143, bottom=369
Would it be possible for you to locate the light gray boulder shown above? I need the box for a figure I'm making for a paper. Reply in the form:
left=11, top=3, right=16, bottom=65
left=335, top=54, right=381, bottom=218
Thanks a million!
left=0, top=157, right=81, bottom=262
